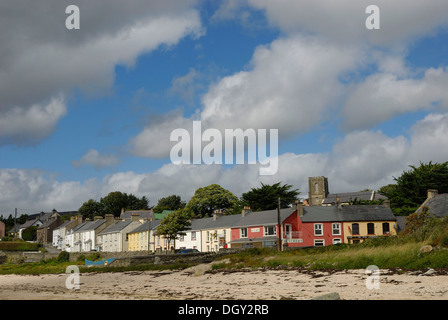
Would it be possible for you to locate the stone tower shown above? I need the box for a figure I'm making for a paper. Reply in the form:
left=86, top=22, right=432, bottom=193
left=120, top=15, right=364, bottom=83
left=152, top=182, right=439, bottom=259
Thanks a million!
left=308, top=176, right=329, bottom=206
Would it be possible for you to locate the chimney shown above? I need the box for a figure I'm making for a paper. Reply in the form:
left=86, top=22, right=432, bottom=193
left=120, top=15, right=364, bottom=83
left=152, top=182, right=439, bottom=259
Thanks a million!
left=297, top=202, right=304, bottom=217
left=428, top=189, right=438, bottom=200
left=336, top=196, right=342, bottom=210
left=213, top=209, right=222, bottom=220
left=242, top=206, right=251, bottom=217
left=94, top=216, right=102, bottom=221
left=302, top=199, right=309, bottom=207
left=383, top=200, right=390, bottom=208
left=131, top=213, right=140, bottom=222
left=105, top=214, right=115, bottom=226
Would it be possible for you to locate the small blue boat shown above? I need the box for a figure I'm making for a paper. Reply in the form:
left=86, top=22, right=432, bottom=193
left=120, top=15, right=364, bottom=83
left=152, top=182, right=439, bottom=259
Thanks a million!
left=85, top=257, right=116, bottom=266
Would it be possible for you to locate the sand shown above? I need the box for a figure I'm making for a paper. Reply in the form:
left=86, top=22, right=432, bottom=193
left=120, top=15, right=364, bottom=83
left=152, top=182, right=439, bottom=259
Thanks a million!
left=1, top=264, right=448, bottom=300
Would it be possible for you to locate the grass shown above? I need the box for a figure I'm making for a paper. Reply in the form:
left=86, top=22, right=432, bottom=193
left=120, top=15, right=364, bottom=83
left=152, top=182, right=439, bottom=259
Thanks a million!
left=212, top=242, right=448, bottom=271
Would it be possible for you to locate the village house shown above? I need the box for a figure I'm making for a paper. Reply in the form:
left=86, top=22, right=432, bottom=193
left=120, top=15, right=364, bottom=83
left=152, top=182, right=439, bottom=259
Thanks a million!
left=415, top=189, right=448, bottom=218
left=229, top=207, right=301, bottom=249
left=65, top=221, right=88, bottom=252
left=73, top=215, right=115, bottom=252
left=298, top=201, right=397, bottom=246
left=200, top=211, right=243, bottom=252
left=128, top=220, right=161, bottom=252
left=53, top=215, right=83, bottom=250
left=175, top=217, right=210, bottom=252
left=97, top=216, right=142, bottom=252
left=36, top=210, right=62, bottom=244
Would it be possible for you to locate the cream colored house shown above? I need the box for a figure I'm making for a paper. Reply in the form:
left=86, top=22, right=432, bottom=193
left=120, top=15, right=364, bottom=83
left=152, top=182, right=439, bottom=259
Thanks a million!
left=97, top=219, right=142, bottom=252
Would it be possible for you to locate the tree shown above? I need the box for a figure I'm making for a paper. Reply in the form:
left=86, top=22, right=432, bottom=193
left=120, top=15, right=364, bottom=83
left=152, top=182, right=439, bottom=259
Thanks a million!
left=185, top=184, right=239, bottom=218
left=78, top=199, right=105, bottom=220
left=379, top=161, right=448, bottom=215
left=155, top=209, right=192, bottom=251
left=153, top=195, right=186, bottom=213
left=241, top=182, right=300, bottom=211
left=78, top=191, right=150, bottom=218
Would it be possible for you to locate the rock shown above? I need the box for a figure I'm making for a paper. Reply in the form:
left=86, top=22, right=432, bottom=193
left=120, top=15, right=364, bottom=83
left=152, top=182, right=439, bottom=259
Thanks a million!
left=311, top=292, right=341, bottom=300
left=419, top=245, right=433, bottom=254
left=419, top=268, right=436, bottom=276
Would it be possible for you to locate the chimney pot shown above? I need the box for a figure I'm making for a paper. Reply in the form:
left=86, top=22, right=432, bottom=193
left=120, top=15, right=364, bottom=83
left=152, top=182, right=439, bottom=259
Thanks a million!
left=428, top=189, right=438, bottom=199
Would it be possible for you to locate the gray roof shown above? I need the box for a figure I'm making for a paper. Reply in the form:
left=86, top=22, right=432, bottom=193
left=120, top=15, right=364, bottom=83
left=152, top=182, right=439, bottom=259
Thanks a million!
left=322, top=191, right=387, bottom=204
left=416, top=193, right=448, bottom=218
left=232, top=208, right=295, bottom=228
left=129, top=220, right=161, bottom=234
left=120, top=210, right=154, bottom=220
left=54, top=220, right=72, bottom=230
left=98, top=220, right=132, bottom=235
left=201, top=213, right=244, bottom=230
left=78, top=219, right=105, bottom=232
left=300, top=205, right=396, bottom=222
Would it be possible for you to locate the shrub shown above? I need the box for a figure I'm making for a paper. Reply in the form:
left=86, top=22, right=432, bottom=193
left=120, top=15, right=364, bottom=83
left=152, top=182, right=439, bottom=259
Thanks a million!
left=57, top=251, right=70, bottom=262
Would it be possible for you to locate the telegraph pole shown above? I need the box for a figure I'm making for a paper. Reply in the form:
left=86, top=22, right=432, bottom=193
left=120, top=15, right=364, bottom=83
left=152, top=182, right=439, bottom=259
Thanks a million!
left=277, top=198, right=282, bottom=251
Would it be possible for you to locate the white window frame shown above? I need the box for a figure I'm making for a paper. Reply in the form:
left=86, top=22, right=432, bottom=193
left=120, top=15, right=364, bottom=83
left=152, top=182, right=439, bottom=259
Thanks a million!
left=332, top=223, right=341, bottom=236
left=240, top=227, right=248, bottom=238
left=314, top=223, right=323, bottom=236
left=333, top=238, right=342, bottom=245
left=314, top=239, right=325, bottom=246
left=263, top=225, right=276, bottom=236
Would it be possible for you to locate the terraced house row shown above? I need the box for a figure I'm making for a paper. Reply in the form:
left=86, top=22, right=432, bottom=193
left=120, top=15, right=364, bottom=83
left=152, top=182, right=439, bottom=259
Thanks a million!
left=51, top=201, right=397, bottom=253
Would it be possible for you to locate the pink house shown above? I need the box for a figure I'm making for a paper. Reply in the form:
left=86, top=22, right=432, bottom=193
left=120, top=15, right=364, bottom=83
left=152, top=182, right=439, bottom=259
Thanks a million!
left=228, top=207, right=303, bottom=249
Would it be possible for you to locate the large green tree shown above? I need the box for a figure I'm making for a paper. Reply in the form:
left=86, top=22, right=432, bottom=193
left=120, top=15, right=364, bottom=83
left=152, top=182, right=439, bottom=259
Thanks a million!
left=185, top=184, right=239, bottom=218
left=78, top=191, right=150, bottom=218
left=153, top=195, right=186, bottom=213
left=155, top=209, right=192, bottom=251
left=241, top=182, right=300, bottom=211
left=379, top=161, right=448, bottom=215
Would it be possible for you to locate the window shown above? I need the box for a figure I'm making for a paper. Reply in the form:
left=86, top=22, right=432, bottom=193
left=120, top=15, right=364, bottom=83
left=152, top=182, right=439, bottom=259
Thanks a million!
left=179, top=234, right=184, bottom=241
left=367, top=223, right=375, bottom=235
left=206, top=231, right=210, bottom=242
left=382, top=223, right=390, bottom=235
left=315, top=182, right=319, bottom=192
left=314, top=239, right=324, bottom=246
left=241, top=228, right=248, bottom=238
left=314, top=223, right=323, bottom=236
left=333, top=238, right=342, bottom=245
left=351, top=223, right=359, bottom=235
left=332, top=223, right=341, bottom=235
left=191, top=231, right=196, bottom=241
left=264, top=225, right=276, bottom=236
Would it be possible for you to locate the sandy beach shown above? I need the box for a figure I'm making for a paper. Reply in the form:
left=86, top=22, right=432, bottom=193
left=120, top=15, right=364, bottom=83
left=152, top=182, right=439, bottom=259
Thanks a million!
left=1, top=264, right=448, bottom=300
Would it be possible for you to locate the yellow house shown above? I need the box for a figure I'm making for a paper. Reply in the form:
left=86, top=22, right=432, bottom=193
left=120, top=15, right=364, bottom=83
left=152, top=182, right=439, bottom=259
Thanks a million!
left=341, top=203, right=397, bottom=244
left=200, top=213, right=243, bottom=252
left=127, top=220, right=161, bottom=252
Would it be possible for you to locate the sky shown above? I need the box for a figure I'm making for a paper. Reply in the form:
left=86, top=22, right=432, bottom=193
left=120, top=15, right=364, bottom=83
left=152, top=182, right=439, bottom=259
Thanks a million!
left=1, top=0, right=448, bottom=217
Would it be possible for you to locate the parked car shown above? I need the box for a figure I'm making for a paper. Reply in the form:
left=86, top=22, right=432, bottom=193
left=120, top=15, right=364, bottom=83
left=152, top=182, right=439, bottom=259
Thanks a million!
left=177, top=248, right=200, bottom=254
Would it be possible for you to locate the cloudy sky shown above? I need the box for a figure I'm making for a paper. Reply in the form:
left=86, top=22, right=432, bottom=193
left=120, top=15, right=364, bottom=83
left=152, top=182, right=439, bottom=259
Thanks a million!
left=1, top=0, right=448, bottom=217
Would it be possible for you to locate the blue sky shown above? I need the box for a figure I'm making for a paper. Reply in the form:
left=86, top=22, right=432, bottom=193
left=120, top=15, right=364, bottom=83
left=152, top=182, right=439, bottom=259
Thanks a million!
left=1, top=1, right=448, bottom=217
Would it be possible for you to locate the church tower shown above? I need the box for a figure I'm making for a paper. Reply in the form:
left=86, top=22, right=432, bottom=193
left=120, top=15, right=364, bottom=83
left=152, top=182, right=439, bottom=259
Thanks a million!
left=308, top=176, right=329, bottom=206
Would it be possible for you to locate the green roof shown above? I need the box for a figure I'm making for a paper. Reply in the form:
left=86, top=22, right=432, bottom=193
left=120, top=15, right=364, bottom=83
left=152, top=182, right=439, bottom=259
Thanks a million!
left=154, top=210, right=175, bottom=220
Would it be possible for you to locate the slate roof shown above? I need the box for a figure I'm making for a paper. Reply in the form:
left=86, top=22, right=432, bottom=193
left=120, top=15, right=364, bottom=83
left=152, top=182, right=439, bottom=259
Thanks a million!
left=232, top=208, right=296, bottom=228
left=120, top=210, right=154, bottom=220
left=54, top=220, right=72, bottom=230
left=300, top=205, right=396, bottom=222
left=98, top=220, right=132, bottom=235
left=416, top=193, right=448, bottom=218
left=77, top=219, right=105, bottom=232
left=322, top=191, right=387, bottom=204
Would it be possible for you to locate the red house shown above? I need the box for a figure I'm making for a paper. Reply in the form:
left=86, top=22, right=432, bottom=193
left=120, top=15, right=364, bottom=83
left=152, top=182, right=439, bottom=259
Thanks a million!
left=297, top=205, right=345, bottom=246
left=228, top=207, right=302, bottom=249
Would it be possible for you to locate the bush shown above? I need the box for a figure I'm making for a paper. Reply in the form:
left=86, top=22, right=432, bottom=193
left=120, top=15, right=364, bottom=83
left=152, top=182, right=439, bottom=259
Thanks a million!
left=57, top=251, right=70, bottom=262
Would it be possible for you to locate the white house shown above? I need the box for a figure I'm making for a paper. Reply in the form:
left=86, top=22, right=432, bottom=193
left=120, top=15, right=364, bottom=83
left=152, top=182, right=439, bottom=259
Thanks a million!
left=175, top=218, right=209, bottom=252
left=97, top=219, right=142, bottom=252
left=65, top=221, right=87, bottom=252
